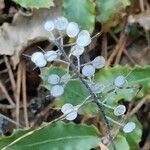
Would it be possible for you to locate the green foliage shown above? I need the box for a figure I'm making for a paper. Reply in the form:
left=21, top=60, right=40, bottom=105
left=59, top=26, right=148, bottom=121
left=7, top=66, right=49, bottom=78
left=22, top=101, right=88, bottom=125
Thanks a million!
left=0, top=122, right=100, bottom=150
left=96, top=0, right=130, bottom=30
left=41, top=66, right=89, bottom=106
left=13, top=0, right=54, bottom=9
left=58, top=79, right=89, bottom=106
left=40, top=66, right=67, bottom=90
left=110, top=135, right=130, bottom=150
left=123, top=117, right=142, bottom=150
left=63, top=0, right=96, bottom=33
left=94, top=65, right=150, bottom=104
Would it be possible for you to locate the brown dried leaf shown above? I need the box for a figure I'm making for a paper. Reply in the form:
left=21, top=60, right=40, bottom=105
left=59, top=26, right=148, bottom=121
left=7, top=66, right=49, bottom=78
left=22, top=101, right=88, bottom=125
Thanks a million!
left=128, top=11, right=150, bottom=30
left=0, top=0, right=4, bottom=10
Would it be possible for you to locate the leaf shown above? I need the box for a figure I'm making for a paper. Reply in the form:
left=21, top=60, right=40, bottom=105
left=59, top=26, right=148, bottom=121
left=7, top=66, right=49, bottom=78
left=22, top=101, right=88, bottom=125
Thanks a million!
left=94, top=65, right=150, bottom=103
left=0, top=129, right=31, bottom=149
left=41, top=66, right=89, bottom=106
left=40, top=66, right=67, bottom=90
left=13, top=0, right=54, bottom=9
left=96, top=0, right=130, bottom=30
left=128, top=11, right=150, bottom=31
left=57, top=79, right=89, bottom=106
left=0, top=121, right=100, bottom=150
left=109, top=135, right=130, bottom=150
left=63, top=0, right=96, bottom=33
left=123, top=117, right=142, bottom=150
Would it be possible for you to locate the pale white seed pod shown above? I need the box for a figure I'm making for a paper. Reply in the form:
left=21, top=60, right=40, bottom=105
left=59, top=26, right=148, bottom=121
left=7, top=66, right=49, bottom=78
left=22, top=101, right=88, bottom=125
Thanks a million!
left=61, top=103, right=74, bottom=114
left=60, top=74, right=71, bottom=83
left=91, top=83, right=105, bottom=94
left=114, top=75, right=126, bottom=87
left=31, top=52, right=44, bottom=63
left=61, top=103, right=77, bottom=121
left=123, top=122, right=136, bottom=133
left=76, top=30, right=91, bottom=47
left=114, top=105, right=126, bottom=116
left=92, top=56, right=106, bottom=69
left=34, top=58, right=47, bottom=68
left=66, top=22, right=79, bottom=37
left=54, top=17, right=68, bottom=30
left=51, top=85, right=64, bottom=97
left=44, top=51, right=58, bottom=62
left=71, top=45, right=84, bottom=56
left=66, top=111, right=77, bottom=121
left=82, top=65, right=95, bottom=77
left=44, top=21, right=54, bottom=32
left=48, top=74, right=60, bottom=85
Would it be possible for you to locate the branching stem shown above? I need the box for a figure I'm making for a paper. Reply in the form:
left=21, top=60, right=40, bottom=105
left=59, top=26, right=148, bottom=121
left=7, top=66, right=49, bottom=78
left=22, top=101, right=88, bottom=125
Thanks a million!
left=54, top=40, right=116, bottom=150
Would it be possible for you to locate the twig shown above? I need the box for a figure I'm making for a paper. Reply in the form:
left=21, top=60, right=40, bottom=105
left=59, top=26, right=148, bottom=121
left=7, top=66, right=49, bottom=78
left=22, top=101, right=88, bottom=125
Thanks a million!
left=114, top=35, right=127, bottom=64
left=16, top=62, right=22, bottom=128
left=109, top=31, right=136, bottom=65
left=92, top=31, right=102, bottom=39
left=101, top=33, right=108, bottom=59
left=22, top=61, right=29, bottom=128
left=54, top=40, right=116, bottom=150
left=31, top=102, right=53, bottom=127
left=0, top=113, right=22, bottom=128
left=0, top=104, right=15, bottom=109
left=0, top=80, right=15, bottom=106
left=106, top=33, right=126, bottom=66
left=123, top=49, right=136, bottom=65
left=127, top=94, right=150, bottom=118
left=4, top=56, right=16, bottom=99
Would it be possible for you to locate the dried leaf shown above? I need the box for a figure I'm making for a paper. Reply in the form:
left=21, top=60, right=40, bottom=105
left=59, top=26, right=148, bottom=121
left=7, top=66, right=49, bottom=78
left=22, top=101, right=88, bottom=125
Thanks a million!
left=128, top=11, right=150, bottom=30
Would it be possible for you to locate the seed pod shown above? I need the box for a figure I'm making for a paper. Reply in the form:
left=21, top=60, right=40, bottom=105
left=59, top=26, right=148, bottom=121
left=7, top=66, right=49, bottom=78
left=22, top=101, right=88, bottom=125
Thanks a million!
left=71, top=45, right=84, bottom=56
left=48, top=74, right=60, bottom=85
left=114, top=105, right=126, bottom=116
left=92, top=56, right=106, bottom=69
left=44, top=21, right=54, bottom=32
left=114, top=75, right=126, bottom=87
left=61, top=103, right=77, bottom=121
left=51, top=85, right=64, bottom=97
left=31, top=52, right=44, bottom=63
left=44, top=51, right=58, bottom=62
left=82, top=65, right=95, bottom=77
left=123, top=122, right=136, bottom=133
left=54, top=17, right=68, bottom=30
left=34, top=58, right=47, bottom=68
left=66, top=22, right=79, bottom=37
left=76, top=30, right=91, bottom=47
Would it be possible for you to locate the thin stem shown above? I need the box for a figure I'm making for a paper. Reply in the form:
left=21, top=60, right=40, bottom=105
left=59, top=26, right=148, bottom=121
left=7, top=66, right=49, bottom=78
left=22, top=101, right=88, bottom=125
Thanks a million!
left=54, top=40, right=116, bottom=150
left=106, top=116, right=123, bottom=126
left=77, top=56, right=80, bottom=72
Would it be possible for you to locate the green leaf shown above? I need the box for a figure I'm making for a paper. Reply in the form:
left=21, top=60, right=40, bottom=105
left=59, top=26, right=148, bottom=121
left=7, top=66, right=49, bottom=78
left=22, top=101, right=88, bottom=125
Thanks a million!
left=41, top=66, right=89, bottom=107
left=63, top=0, right=96, bottom=33
left=40, top=66, right=67, bottom=90
left=13, top=0, right=54, bottom=9
left=0, top=129, right=31, bottom=149
left=94, top=65, right=150, bottom=103
left=57, top=79, right=89, bottom=106
left=123, top=117, right=142, bottom=150
left=96, top=0, right=130, bottom=30
left=109, top=135, right=130, bottom=150
left=0, top=122, right=100, bottom=150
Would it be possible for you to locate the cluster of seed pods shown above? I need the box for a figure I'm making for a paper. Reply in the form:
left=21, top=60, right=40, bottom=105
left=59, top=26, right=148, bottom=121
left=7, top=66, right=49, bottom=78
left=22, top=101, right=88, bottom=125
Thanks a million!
left=30, top=17, right=135, bottom=133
